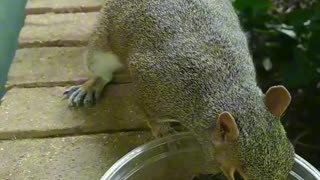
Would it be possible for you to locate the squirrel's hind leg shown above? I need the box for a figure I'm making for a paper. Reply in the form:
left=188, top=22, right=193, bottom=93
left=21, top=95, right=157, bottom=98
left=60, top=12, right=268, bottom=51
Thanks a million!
left=147, top=120, right=177, bottom=138
left=147, top=120, right=183, bottom=152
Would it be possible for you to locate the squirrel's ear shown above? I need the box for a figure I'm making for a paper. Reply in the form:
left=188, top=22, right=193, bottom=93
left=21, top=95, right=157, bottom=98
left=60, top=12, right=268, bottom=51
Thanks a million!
left=265, top=85, right=291, bottom=118
left=217, top=112, right=239, bottom=142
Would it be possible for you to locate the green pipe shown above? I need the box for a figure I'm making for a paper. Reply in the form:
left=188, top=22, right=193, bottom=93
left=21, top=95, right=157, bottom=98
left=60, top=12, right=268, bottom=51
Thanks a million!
left=0, top=0, right=28, bottom=100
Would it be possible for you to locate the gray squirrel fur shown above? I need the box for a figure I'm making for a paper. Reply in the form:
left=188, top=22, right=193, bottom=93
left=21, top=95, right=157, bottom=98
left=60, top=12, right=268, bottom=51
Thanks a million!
left=64, top=0, right=295, bottom=179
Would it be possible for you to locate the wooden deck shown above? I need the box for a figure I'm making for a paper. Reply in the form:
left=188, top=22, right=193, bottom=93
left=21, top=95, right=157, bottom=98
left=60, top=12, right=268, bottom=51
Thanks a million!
left=0, top=1, right=152, bottom=179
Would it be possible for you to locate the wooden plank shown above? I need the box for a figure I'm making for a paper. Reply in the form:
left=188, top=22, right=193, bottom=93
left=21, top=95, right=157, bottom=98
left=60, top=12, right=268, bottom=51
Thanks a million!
left=0, top=132, right=152, bottom=179
left=19, top=13, right=98, bottom=48
left=7, top=47, right=130, bottom=88
left=26, top=0, right=104, bottom=9
left=8, top=47, right=87, bottom=87
left=0, top=85, right=148, bottom=140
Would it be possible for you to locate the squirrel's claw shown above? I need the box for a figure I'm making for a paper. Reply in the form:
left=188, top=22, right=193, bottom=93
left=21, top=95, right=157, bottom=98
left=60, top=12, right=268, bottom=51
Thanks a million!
left=64, top=85, right=96, bottom=107
left=63, top=76, right=107, bottom=107
left=63, top=84, right=103, bottom=107
left=63, top=85, right=86, bottom=107
left=63, top=85, right=80, bottom=98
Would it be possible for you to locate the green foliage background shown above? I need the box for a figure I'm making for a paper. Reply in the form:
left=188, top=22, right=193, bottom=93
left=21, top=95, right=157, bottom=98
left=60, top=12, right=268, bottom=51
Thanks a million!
left=232, top=0, right=320, bottom=169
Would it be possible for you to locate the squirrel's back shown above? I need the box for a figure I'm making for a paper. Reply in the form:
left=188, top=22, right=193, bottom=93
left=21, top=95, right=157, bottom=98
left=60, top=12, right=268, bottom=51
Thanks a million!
left=88, top=0, right=295, bottom=179
left=99, top=0, right=258, bottom=125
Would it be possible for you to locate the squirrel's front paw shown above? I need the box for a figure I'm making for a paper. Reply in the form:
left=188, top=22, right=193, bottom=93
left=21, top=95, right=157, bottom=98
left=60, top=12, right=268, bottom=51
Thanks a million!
left=63, top=77, right=106, bottom=107
left=63, top=85, right=94, bottom=107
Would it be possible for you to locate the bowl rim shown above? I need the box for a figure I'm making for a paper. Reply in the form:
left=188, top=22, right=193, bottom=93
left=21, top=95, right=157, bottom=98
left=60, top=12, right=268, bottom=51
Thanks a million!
left=294, top=154, right=320, bottom=178
left=100, top=132, right=320, bottom=180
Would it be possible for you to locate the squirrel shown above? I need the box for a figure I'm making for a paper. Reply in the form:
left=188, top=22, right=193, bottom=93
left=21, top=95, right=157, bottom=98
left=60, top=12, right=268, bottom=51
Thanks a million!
left=63, top=0, right=295, bottom=179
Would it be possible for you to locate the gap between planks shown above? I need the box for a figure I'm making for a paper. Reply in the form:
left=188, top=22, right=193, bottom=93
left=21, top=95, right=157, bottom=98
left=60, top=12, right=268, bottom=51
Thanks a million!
left=0, top=127, right=150, bottom=141
left=25, top=5, right=102, bottom=15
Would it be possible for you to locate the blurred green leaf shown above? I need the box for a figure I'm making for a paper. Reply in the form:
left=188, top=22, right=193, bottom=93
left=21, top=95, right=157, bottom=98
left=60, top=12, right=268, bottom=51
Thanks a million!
left=270, top=24, right=297, bottom=39
left=281, top=47, right=316, bottom=88
left=233, top=0, right=272, bottom=13
left=286, top=9, right=314, bottom=27
left=308, top=28, right=320, bottom=53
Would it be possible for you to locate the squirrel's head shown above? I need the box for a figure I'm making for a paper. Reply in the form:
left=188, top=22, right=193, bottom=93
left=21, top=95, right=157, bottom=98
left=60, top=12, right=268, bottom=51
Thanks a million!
left=209, top=85, right=295, bottom=180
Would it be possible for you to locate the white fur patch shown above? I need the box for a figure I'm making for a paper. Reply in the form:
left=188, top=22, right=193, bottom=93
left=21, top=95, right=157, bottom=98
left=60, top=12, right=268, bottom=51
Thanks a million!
left=87, top=51, right=122, bottom=81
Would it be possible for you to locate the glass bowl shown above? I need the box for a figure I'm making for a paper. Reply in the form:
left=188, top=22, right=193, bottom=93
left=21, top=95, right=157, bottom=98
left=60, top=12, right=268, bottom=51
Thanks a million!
left=100, top=132, right=320, bottom=180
